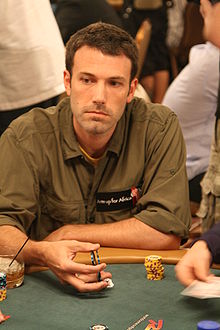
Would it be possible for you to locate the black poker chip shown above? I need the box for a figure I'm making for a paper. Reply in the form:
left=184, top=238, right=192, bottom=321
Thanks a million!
left=89, top=325, right=109, bottom=330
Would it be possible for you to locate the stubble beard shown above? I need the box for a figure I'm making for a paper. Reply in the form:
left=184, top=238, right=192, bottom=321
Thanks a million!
left=77, top=105, right=116, bottom=135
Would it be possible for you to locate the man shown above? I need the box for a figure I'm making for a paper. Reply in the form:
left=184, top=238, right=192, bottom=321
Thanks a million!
left=176, top=0, right=220, bottom=287
left=0, top=23, right=190, bottom=290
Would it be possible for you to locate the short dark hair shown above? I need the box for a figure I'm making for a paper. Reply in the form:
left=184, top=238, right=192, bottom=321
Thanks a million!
left=65, top=22, right=138, bottom=81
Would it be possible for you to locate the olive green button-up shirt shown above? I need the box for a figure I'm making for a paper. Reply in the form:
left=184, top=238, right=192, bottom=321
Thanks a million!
left=0, top=97, right=191, bottom=240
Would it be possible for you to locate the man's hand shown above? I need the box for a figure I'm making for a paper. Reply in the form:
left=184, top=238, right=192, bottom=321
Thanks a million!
left=41, top=240, right=112, bottom=292
left=175, top=240, right=213, bottom=286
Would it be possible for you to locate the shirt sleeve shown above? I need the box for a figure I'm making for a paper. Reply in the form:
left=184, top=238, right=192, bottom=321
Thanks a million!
left=134, top=109, right=191, bottom=238
left=0, top=128, right=39, bottom=234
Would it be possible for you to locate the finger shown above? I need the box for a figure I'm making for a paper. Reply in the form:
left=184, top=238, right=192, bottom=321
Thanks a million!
left=192, top=242, right=212, bottom=282
left=68, top=240, right=100, bottom=253
left=100, top=270, right=112, bottom=280
left=175, top=262, right=196, bottom=287
left=65, top=260, right=107, bottom=275
left=64, top=274, right=109, bottom=292
left=193, top=258, right=211, bottom=282
left=76, top=270, right=112, bottom=283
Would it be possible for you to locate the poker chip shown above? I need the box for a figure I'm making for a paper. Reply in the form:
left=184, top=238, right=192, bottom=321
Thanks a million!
left=0, top=272, right=6, bottom=288
left=197, top=320, right=220, bottom=330
left=89, top=324, right=109, bottom=330
left=0, top=273, right=7, bottom=301
left=0, top=289, right=7, bottom=302
left=90, top=250, right=101, bottom=282
left=144, top=255, right=164, bottom=280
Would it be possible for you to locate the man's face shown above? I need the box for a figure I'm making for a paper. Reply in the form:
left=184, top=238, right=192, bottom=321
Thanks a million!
left=64, top=46, right=137, bottom=137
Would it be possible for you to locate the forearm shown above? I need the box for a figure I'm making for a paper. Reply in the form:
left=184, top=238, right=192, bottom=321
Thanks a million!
left=45, top=218, right=180, bottom=250
left=0, top=225, right=49, bottom=266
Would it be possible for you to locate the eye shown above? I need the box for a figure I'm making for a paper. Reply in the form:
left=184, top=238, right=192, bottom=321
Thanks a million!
left=81, top=77, right=92, bottom=84
left=109, top=80, right=122, bottom=87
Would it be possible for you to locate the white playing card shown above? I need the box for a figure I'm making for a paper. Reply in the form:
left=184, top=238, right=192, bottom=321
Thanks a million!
left=181, top=277, right=220, bottom=299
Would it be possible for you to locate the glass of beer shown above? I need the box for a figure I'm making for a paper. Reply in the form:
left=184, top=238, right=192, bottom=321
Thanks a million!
left=0, top=255, right=24, bottom=289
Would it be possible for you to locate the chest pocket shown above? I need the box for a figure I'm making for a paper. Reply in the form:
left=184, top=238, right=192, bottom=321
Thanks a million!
left=41, top=194, right=85, bottom=225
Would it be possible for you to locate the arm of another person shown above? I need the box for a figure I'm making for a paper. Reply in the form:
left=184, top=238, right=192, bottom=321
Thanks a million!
left=200, top=0, right=220, bottom=48
left=44, top=109, right=190, bottom=249
left=176, top=222, right=220, bottom=286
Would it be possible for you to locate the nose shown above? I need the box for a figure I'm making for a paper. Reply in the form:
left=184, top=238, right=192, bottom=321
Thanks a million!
left=92, top=81, right=106, bottom=105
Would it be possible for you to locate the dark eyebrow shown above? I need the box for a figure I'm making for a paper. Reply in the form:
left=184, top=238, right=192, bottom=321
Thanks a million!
left=79, top=72, right=95, bottom=77
left=79, top=72, right=126, bottom=82
left=109, top=76, right=126, bottom=82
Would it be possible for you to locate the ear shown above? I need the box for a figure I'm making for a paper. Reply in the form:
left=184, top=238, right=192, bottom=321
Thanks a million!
left=64, top=70, right=71, bottom=96
left=126, top=78, right=138, bottom=103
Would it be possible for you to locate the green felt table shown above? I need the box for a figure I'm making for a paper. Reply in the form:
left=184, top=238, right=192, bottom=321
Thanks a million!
left=1, top=263, right=220, bottom=330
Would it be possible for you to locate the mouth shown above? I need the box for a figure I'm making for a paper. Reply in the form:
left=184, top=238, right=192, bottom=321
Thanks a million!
left=85, top=111, right=109, bottom=116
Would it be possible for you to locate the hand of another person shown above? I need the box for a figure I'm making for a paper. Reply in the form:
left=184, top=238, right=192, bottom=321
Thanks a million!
left=42, top=240, right=112, bottom=292
left=175, top=240, right=213, bottom=286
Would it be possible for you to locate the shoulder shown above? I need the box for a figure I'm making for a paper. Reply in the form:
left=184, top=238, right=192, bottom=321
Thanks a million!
left=8, top=98, right=71, bottom=141
left=127, top=97, right=177, bottom=127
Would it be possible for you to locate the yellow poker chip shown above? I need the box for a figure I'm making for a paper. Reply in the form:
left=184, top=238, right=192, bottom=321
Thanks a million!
left=147, top=272, right=164, bottom=277
left=145, top=267, right=164, bottom=271
left=145, top=264, right=164, bottom=269
left=145, top=255, right=162, bottom=262
left=147, top=276, right=164, bottom=281
left=147, top=276, right=164, bottom=280
left=0, top=289, right=7, bottom=301
left=145, top=264, right=161, bottom=269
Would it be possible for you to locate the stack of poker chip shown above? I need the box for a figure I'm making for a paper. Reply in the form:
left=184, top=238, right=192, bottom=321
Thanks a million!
left=144, top=255, right=164, bottom=281
left=0, top=272, right=7, bottom=301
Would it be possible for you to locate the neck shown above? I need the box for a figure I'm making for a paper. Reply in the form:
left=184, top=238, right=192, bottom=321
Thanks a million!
left=76, top=130, right=114, bottom=158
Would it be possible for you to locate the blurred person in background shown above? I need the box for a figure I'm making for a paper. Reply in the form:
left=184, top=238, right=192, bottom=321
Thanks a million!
left=53, top=0, right=150, bottom=102
left=176, top=0, right=220, bottom=287
left=163, top=41, right=219, bottom=216
left=120, top=0, right=170, bottom=103
left=54, top=0, right=123, bottom=45
left=0, top=0, right=65, bottom=136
